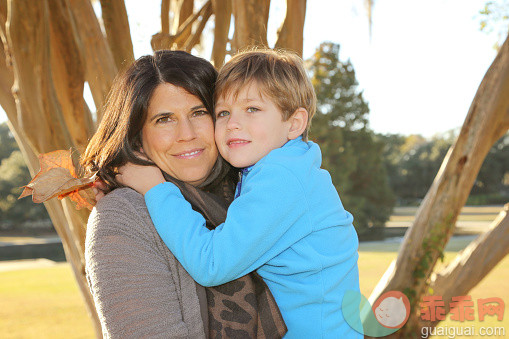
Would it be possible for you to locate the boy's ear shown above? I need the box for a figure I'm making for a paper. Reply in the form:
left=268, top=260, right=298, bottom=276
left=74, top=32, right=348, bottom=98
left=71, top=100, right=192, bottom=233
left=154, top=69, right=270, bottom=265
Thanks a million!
left=287, top=107, right=308, bottom=140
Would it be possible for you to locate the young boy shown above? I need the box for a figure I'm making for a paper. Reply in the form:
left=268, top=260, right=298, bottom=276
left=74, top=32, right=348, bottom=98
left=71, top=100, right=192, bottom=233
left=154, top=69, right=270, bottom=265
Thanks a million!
left=119, top=50, right=361, bottom=338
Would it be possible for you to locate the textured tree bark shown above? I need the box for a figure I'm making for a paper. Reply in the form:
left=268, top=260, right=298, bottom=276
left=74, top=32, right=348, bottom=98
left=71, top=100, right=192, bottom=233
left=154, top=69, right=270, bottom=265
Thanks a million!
left=68, top=0, right=117, bottom=122
left=48, top=0, right=93, bottom=152
left=275, top=0, right=306, bottom=56
left=99, top=0, right=135, bottom=70
left=151, top=0, right=209, bottom=51
left=173, top=0, right=194, bottom=48
left=183, top=1, right=212, bottom=52
left=161, top=0, right=171, bottom=34
left=3, top=0, right=101, bottom=336
left=422, top=204, right=509, bottom=329
left=211, top=0, right=231, bottom=67
left=231, top=0, right=270, bottom=52
left=368, top=33, right=509, bottom=337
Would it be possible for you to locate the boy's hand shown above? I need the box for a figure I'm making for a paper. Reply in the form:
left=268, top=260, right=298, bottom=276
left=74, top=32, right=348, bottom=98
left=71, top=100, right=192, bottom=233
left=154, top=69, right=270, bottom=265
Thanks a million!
left=92, top=179, right=107, bottom=202
left=116, top=162, right=165, bottom=195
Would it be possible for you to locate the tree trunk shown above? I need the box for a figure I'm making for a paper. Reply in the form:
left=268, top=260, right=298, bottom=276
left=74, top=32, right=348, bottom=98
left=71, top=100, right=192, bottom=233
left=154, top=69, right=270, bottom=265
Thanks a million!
left=173, top=0, right=194, bottom=48
left=161, top=0, right=171, bottom=34
left=68, top=0, right=117, bottom=122
left=211, top=0, right=231, bottom=67
left=275, top=0, right=306, bottom=56
left=48, top=0, right=93, bottom=153
left=422, top=204, right=509, bottom=329
left=99, top=0, right=135, bottom=71
left=3, top=0, right=102, bottom=336
left=231, top=0, right=270, bottom=52
left=368, top=33, right=509, bottom=337
left=183, top=1, right=212, bottom=52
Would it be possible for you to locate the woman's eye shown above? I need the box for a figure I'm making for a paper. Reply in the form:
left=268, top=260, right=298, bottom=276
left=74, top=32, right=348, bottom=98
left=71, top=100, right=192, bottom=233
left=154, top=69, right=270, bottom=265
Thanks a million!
left=155, top=115, right=175, bottom=124
left=192, top=110, right=208, bottom=117
left=246, top=107, right=260, bottom=113
left=217, top=110, right=230, bottom=118
left=156, top=116, right=170, bottom=124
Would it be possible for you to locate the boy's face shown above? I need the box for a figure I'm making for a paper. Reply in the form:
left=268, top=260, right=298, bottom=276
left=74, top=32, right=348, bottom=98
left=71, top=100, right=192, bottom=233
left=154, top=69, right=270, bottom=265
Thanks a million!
left=214, top=82, right=292, bottom=168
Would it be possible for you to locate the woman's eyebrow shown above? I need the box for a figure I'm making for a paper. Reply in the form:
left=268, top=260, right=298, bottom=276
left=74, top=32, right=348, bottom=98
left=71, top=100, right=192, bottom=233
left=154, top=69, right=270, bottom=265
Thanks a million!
left=190, top=105, right=206, bottom=111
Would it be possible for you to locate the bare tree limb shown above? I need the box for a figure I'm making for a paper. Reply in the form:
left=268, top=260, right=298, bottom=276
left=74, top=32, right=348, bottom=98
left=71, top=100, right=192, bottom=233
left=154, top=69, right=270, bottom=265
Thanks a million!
left=99, top=0, right=135, bottom=70
left=231, top=0, right=270, bottom=51
left=68, top=0, right=117, bottom=121
left=151, top=0, right=210, bottom=51
left=161, top=0, right=171, bottom=34
left=421, top=204, right=509, bottom=329
left=48, top=0, right=93, bottom=152
left=275, top=0, right=306, bottom=56
left=184, top=1, right=212, bottom=52
left=211, top=0, right=231, bottom=68
left=173, top=0, right=194, bottom=48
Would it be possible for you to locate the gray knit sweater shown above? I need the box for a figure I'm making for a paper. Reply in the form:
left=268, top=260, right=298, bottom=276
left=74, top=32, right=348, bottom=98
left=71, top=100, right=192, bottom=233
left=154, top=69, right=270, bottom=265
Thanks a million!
left=85, top=188, right=206, bottom=338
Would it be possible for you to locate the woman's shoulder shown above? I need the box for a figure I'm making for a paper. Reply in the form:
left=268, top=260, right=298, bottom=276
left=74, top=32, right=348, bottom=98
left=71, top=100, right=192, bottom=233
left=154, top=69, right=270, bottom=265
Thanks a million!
left=86, top=187, right=154, bottom=240
left=95, top=187, right=145, bottom=211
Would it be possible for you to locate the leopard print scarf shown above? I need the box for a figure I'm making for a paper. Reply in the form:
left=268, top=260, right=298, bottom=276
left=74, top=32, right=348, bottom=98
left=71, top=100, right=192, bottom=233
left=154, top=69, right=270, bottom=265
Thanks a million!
left=165, top=175, right=287, bottom=339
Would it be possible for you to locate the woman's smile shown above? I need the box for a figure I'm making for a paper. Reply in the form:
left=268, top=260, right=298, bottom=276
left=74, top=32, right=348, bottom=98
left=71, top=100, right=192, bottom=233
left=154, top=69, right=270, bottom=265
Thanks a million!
left=173, top=148, right=204, bottom=159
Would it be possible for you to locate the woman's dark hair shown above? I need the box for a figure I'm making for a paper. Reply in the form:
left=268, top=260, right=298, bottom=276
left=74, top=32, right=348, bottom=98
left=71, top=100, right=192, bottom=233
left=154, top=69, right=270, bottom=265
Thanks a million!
left=81, top=50, right=232, bottom=191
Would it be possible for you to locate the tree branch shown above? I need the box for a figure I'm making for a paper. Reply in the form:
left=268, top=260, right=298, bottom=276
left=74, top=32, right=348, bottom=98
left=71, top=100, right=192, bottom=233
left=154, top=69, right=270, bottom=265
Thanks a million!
left=68, top=0, right=117, bottom=121
left=99, top=0, right=135, bottom=70
left=421, top=204, right=509, bottom=329
left=161, top=0, right=171, bottom=34
left=211, top=0, right=231, bottom=68
left=184, top=1, right=212, bottom=52
left=275, top=0, right=306, bottom=56
left=231, top=0, right=270, bottom=52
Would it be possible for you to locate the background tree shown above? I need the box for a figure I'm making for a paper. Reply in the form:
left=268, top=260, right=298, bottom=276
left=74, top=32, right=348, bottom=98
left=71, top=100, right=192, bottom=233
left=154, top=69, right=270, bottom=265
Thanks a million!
left=0, top=122, right=50, bottom=229
left=379, top=131, right=509, bottom=206
left=308, top=42, right=395, bottom=234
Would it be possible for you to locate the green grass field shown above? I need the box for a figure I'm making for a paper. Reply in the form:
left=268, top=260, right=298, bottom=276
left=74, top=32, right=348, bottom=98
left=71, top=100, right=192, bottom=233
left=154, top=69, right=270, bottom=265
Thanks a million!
left=0, top=264, right=95, bottom=338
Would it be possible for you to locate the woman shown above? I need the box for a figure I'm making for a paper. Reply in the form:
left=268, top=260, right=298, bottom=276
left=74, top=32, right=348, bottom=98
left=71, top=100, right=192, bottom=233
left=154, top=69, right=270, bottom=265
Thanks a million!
left=81, top=50, right=286, bottom=338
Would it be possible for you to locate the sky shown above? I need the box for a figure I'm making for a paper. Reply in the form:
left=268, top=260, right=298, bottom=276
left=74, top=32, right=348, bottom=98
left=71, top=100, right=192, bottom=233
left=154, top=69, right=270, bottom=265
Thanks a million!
left=0, top=0, right=501, bottom=137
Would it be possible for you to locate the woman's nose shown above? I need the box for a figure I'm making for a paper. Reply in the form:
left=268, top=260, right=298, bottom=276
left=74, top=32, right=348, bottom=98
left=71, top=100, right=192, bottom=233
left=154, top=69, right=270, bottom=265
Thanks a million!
left=176, top=118, right=197, bottom=141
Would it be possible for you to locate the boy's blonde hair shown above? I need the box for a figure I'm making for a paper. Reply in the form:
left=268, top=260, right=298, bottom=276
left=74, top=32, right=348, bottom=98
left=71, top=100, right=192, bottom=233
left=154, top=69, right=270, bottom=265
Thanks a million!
left=216, top=49, right=316, bottom=140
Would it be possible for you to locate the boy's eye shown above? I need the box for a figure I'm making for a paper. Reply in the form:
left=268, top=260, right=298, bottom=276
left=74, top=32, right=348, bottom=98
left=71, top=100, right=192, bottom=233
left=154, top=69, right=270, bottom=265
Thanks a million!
left=246, top=107, right=260, bottom=113
left=217, top=110, right=230, bottom=118
left=192, top=110, right=208, bottom=117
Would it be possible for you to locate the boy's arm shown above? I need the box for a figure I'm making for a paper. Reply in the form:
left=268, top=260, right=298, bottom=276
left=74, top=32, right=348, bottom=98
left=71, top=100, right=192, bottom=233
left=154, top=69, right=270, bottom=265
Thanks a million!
left=145, top=163, right=312, bottom=287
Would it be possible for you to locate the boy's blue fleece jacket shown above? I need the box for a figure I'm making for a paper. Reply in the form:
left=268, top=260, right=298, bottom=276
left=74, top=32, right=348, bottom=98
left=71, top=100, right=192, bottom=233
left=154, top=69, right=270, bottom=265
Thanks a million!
left=145, top=137, right=361, bottom=338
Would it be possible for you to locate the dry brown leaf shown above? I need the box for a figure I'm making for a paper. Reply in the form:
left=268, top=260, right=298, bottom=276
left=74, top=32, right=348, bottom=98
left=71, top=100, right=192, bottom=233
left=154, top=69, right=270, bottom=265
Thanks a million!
left=19, top=150, right=97, bottom=210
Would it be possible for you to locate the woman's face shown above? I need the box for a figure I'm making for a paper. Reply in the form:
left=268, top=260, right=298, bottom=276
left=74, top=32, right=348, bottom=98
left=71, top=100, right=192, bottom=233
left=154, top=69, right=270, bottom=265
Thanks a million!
left=141, top=83, right=218, bottom=186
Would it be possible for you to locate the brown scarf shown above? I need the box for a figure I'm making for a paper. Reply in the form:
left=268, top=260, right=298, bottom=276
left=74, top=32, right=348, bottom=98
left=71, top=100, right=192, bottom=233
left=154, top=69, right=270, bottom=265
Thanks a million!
left=165, top=175, right=287, bottom=339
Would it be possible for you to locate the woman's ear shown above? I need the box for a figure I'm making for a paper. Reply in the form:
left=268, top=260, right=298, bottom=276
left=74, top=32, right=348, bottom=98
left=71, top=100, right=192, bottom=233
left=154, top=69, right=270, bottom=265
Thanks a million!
left=287, top=108, right=309, bottom=140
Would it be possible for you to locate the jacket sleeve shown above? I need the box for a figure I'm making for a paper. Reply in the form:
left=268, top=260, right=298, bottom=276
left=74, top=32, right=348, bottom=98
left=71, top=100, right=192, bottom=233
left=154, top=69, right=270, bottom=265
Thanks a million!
left=145, top=163, right=312, bottom=287
left=85, top=193, right=204, bottom=338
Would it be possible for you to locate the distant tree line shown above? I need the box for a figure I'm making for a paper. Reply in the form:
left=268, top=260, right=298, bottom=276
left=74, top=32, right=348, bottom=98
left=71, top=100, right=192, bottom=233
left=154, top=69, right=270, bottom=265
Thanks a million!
left=0, top=123, right=50, bottom=229
left=378, top=131, right=509, bottom=205
left=1, top=42, right=507, bottom=235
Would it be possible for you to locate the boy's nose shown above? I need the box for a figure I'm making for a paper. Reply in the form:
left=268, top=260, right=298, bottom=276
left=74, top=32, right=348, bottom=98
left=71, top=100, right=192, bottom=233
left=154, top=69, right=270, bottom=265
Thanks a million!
left=226, top=113, right=242, bottom=131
